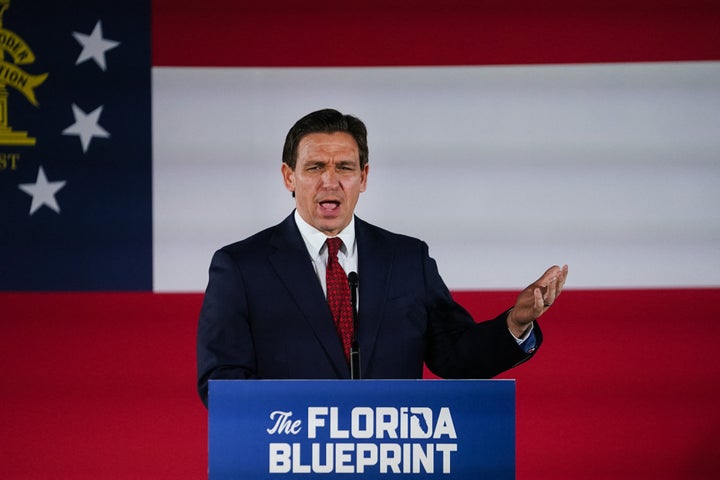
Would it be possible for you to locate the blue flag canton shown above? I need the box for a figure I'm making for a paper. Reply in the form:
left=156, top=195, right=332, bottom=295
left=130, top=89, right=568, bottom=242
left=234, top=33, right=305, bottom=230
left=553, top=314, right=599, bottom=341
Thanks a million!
left=0, top=1, right=152, bottom=291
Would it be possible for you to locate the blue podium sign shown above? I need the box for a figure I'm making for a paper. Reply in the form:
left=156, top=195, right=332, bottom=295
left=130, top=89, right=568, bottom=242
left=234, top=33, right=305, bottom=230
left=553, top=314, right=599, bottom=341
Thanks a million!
left=209, top=380, right=515, bottom=479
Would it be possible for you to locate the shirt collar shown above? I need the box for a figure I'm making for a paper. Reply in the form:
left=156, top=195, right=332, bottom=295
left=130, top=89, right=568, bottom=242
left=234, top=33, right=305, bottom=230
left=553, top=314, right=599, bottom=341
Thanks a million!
left=294, top=210, right=356, bottom=258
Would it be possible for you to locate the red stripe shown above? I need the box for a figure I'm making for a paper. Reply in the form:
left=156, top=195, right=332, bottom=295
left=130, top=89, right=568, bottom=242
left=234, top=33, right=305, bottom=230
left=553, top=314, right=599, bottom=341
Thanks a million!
left=452, top=288, right=720, bottom=479
left=0, top=293, right=207, bottom=478
left=2, top=289, right=719, bottom=478
left=152, top=0, right=720, bottom=66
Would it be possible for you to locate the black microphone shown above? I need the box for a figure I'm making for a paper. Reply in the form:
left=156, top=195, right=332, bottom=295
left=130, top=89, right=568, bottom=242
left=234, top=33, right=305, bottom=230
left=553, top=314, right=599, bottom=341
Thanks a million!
left=347, top=272, right=361, bottom=380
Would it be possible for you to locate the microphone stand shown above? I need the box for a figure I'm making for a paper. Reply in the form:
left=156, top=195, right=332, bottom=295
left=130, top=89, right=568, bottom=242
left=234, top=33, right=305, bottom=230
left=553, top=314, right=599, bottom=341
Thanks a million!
left=348, top=272, right=361, bottom=379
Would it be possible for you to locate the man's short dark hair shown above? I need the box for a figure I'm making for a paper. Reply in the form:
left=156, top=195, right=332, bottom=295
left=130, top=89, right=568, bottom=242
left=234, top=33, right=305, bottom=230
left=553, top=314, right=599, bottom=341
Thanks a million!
left=282, top=109, right=369, bottom=169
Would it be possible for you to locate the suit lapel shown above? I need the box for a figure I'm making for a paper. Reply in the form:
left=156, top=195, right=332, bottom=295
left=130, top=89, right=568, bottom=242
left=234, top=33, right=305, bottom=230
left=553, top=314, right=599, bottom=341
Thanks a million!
left=355, top=217, right=394, bottom=376
left=268, top=214, right=349, bottom=376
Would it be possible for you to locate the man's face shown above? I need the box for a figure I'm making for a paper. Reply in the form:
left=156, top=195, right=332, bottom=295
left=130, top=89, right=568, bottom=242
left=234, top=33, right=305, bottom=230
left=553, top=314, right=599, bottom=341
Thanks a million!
left=282, top=132, right=368, bottom=236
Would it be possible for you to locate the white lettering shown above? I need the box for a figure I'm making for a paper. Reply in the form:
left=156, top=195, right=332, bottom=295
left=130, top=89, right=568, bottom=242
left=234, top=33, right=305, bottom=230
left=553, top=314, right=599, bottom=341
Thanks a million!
left=433, top=407, right=457, bottom=439
left=307, top=407, right=327, bottom=439
left=268, top=443, right=291, bottom=473
left=403, top=443, right=411, bottom=473
left=334, top=443, right=354, bottom=473
left=311, top=443, right=333, bottom=473
left=413, top=443, right=433, bottom=473
left=356, top=443, right=378, bottom=473
left=267, top=411, right=302, bottom=435
left=436, top=444, right=458, bottom=473
left=330, top=407, right=350, bottom=438
left=269, top=441, right=457, bottom=474
left=305, top=406, right=457, bottom=440
left=376, top=407, right=399, bottom=439
left=409, top=407, right=433, bottom=439
left=379, top=443, right=401, bottom=473
left=400, top=407, right=409, bottom=438
left=291, top=443, right=310, bottom=473
left=351, top=407, right=374, bottom=439
left=267, top=406, right=460, bottom=474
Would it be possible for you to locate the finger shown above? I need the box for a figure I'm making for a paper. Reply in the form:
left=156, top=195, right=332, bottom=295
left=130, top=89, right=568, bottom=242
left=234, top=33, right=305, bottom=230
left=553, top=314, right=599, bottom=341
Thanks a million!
left=534, top=287, right=545, bottom=313
left=554, top=264, right=569, bottom=296
left=537, top=265, right=562, bottom=287
left=544, top=276, right=558, bottom=306
left=560, top=264, right=569, bottom=287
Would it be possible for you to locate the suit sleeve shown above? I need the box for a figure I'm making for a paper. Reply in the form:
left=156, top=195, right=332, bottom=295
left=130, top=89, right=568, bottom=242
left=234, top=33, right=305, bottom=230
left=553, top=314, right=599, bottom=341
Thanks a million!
left=420, top=242, right=542, bottom=379
left=196, top=249, right=258, bottom=407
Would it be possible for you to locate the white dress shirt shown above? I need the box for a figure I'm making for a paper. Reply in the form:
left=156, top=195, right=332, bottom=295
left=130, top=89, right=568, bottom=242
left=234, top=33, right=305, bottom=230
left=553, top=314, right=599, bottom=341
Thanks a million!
left=294, top=210, right=358, bottom=298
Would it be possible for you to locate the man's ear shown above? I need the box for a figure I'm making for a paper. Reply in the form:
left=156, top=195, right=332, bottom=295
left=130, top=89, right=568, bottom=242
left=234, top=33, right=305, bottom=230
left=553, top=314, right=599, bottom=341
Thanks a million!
left=360, top=163, right=369, bottom=192
left=281, top=163, right=295, bottom=193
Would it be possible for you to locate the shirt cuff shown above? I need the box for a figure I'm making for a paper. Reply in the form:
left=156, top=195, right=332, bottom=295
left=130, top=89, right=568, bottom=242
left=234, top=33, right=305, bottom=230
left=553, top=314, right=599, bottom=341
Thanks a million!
left=510, top=323, right=537, bottom=354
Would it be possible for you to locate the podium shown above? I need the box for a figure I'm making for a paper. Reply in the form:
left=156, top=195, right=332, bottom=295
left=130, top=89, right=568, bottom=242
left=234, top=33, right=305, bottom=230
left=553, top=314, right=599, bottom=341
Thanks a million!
left=209, top=379, right=515, bottom=479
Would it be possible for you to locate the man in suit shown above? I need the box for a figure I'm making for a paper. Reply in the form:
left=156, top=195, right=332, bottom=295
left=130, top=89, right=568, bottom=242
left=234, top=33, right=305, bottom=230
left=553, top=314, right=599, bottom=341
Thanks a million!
left=197, top=108, right=567, bottom=407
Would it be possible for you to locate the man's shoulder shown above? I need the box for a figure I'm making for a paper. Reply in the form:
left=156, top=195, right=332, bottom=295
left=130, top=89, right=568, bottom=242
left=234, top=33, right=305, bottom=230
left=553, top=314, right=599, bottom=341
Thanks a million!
left=356, top=217, right=426, bottom=248
left=217, top=214, right=295, bottom=257
left=221, top=228, right=273, bottom=253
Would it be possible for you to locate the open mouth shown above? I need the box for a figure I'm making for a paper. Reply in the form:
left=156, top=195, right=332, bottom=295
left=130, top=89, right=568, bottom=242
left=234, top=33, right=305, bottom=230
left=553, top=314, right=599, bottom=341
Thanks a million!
left=319, top=200, right=340, bottom=213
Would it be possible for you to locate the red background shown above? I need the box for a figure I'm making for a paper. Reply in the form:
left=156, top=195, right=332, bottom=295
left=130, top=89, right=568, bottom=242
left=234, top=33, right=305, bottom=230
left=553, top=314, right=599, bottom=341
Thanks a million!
left=3, top=289, right=719, bottom=478
left=153, top=0, right=720, bottom=67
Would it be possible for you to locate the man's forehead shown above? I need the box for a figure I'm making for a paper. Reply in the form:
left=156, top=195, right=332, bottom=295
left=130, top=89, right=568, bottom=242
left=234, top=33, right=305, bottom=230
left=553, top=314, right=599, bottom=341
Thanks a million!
left=297, top=132, right=359, bottom=158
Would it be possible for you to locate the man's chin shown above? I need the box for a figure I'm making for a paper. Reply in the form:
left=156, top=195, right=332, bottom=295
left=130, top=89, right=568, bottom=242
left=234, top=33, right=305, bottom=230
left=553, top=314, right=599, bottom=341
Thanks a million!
left=316, top=218, right=348, bottom=236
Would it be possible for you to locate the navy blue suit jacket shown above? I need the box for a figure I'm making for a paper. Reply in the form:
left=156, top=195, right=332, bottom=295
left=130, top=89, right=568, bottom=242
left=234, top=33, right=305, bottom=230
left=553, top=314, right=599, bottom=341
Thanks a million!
left=196, top=214, right=541, bottom=406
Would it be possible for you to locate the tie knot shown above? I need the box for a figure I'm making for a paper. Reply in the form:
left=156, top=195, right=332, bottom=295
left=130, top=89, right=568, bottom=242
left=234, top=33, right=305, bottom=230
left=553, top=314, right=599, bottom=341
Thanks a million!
left=326, top=237, right=342, bottom=258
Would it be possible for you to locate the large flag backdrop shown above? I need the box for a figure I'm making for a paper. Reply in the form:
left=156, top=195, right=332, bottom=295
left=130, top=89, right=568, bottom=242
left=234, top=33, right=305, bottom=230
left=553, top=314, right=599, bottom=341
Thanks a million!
left=2, top=0, right=720, bottom=478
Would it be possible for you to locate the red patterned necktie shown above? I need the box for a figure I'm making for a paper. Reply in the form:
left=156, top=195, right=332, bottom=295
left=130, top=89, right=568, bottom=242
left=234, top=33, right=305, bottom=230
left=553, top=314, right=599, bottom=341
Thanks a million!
left=325, top=237, right=353, bottom=361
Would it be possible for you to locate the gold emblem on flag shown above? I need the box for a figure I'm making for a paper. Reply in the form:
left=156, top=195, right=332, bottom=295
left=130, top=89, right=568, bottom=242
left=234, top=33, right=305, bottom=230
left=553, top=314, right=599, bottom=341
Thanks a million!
left=0, top=0, right=48, bottom=146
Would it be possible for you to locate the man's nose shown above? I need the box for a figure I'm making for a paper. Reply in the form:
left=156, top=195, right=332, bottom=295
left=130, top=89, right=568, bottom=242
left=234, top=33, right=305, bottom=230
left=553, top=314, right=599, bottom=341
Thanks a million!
left=321, top=169, right=339, bottom=186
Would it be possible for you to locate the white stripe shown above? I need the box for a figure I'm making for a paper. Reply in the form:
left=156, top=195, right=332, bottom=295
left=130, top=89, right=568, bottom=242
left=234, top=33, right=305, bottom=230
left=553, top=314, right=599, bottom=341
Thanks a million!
left=152, top=62, right=720, bottom=292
